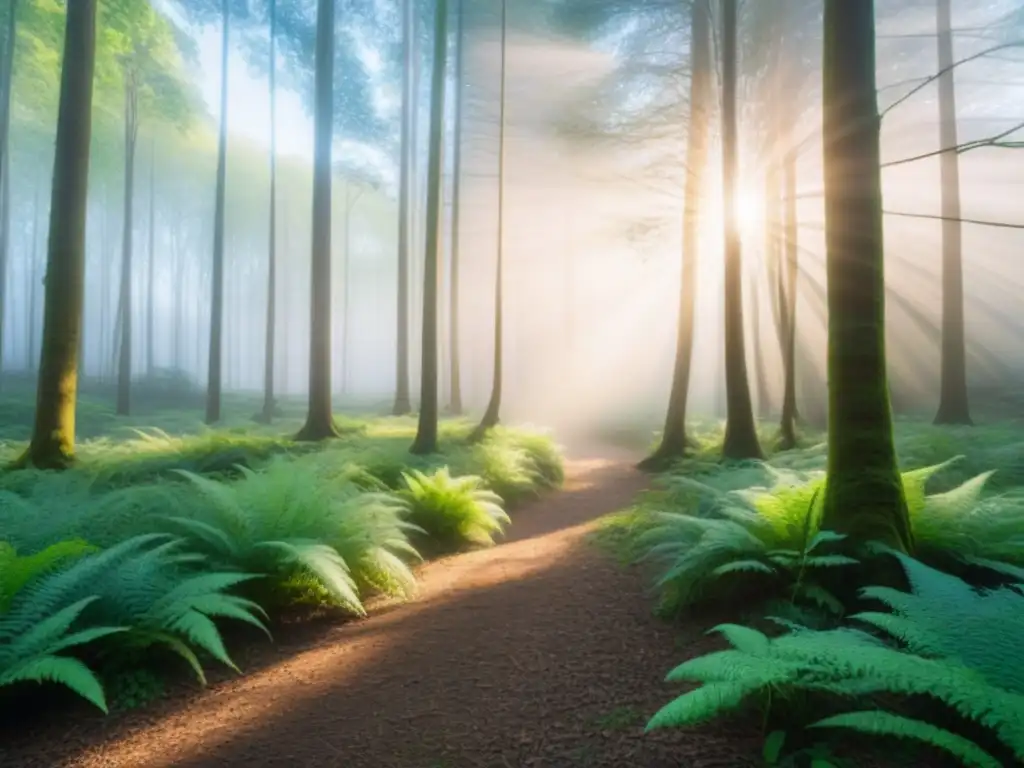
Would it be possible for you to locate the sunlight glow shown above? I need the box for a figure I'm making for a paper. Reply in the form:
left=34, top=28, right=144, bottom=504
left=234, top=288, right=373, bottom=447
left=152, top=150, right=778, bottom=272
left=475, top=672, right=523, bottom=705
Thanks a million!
left=734, top=185, right=763, bottom=239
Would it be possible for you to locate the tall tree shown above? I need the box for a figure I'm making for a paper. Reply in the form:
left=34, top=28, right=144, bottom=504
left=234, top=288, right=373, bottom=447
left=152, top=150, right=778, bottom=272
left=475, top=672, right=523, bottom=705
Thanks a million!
left=0, top=0, right=16, bottom=386
left=447, top=0, right=465, bottom=415
left=778, top=146, right=800, bottom=448
left=640, top=0, right=711, bottom=469
left=296, top=0, right=339, bottom=440
left=260, top=0, right=278, bottom=424
left=409, top=0, right=449, bottom=455
left=819, top=0, right=912, bottom=551
left=720, top=0, right=762, bottom=460
left=146, top=139, right=156, bottom=376
left=206, top=0, right=231, bottom=425
left=18, top=0, right=98, bottom=469
left=933, top=0, right=971, bottom=425
left=393, top=0, right=414, bottom=416
left=469, top=0, right=507, bottom=443
left=115, top=50, right=141, bottom=416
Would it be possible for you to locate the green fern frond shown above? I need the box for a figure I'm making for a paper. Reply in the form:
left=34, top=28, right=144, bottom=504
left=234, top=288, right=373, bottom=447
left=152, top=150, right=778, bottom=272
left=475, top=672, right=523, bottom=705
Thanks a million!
left=0, top=539, right=97, bottom=612
left=0, top=655, right=111, bottom=712
left=809, top=711, right=1001, bottom=768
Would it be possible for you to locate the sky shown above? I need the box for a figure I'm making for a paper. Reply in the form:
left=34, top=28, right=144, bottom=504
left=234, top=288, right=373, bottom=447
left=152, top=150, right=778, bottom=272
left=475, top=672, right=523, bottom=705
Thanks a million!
left=194, top=23, right=315, bottom=159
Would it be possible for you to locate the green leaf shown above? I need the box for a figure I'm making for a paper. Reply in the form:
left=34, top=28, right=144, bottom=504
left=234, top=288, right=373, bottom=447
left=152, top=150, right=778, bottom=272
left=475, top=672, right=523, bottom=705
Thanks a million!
left=762, top=730, right=786, bottom=764
left=810, top=711, right=1002, bottom=768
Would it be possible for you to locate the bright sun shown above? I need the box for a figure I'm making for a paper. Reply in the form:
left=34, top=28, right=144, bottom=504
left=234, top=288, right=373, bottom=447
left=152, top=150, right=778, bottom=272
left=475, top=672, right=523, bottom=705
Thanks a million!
left=734, top=186, right=763, bottom=236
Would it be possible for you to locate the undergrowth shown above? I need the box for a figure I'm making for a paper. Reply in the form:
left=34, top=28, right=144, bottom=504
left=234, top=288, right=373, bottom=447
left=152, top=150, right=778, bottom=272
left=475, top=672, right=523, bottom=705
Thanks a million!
left=600, top=419, right=1024, bottom=767
left=0, top=414, right=563, bottom=717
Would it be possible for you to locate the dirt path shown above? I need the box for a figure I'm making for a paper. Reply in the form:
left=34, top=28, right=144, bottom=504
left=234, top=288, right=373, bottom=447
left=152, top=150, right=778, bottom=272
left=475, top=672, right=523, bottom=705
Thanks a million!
left=3, top=457, right=759, bottom=768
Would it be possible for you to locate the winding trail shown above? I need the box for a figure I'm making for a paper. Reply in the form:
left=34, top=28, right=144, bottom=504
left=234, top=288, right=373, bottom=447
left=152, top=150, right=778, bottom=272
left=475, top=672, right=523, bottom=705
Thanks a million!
left=3, top=452, right=759, bottom=768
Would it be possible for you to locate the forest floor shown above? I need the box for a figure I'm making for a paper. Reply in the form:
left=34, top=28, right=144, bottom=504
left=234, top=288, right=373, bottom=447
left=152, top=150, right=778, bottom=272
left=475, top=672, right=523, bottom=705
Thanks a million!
left=1, top=449, right=765, bottom=768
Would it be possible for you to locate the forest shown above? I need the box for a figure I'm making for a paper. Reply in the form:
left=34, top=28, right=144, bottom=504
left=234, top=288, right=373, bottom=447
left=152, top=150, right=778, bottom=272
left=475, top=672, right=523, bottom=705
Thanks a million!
left=1, top=0, right=1023, bottom=766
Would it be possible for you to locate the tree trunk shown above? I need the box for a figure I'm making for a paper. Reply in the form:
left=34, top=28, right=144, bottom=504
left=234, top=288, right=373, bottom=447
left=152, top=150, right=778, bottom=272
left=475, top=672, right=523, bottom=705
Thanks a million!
left=751, top=275, right=769, bottom=419
left=116, top=74, right=139, bottom=417
left=933, top=0, right=971, bottom=425
left=393, top=0, right=414, bottom=416
left=205, top=0, right=230, bottom=425
left=261, top=0, right=278, bottom=423
left=410, top=0, right=449, bottom=455
left=146, top=137, right=156, bottom=376
left=469, top=0, right=506, bottom=443
left=296, top=0, right=338, bottom=441
left=172, top=219, right=183, bottom=370
left=19, top=0, right=97, bottom=469
left=0, top=0, right=17, bottom=387
left=819, top=0, right=912, bottom=552
left=448, top=0, right=465, bottom=415
left=720, top=0, right=763, bottom=461
left=341, top=187, right=360, bottom=396
left=639, top=0, right=711, bottom=470
left=779, top=148, right=800, bottom=447
left=28, top=180, right=41, bottom=370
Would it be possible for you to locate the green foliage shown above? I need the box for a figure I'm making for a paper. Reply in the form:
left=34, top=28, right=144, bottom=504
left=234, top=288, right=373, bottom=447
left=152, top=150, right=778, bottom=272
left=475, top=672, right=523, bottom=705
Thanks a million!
left=0, top=416, right=562, bottom=718
left=646, top=557, right=1024, bottom=767
left=399, top=468, right=510, bottom=548
left=0, top=539, right=96, bottom=611
left=163, top=461, right=419, bottom=613
left=633, top=478, right=854, bottom=616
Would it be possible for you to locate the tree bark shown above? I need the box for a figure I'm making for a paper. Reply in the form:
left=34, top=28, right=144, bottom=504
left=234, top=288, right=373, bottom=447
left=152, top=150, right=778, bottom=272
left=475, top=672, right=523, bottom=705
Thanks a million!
left=393, top=0, right=414, bottom=416
left=116, top=71, right=139, bottom=417
left=639, top=0, right=710, bottom=469
left=409, top=0, right=449, bottom=455
left=720, top=0, right=763, bottom=461
left=933, top=0, right=971, bottom=425
left=469, top=0, right=507, bottom=444
left=205, top=0, right=230, bottom=425
left=819, top=0, right=912, bottom=552
left=261, top=0, right=278, bottom=423
left=19, top=0, right=97, bottom=469
left=448, top=0, right=465, bottom=415
left=296, top=0, right=338, bottom=441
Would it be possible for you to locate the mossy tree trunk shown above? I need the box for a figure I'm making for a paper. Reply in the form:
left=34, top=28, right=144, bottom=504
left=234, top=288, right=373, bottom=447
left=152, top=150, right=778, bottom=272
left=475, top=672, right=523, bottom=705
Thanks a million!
left=297, top=0, right=339, bottom=442
left=409, top=0, right=449, bottom=455
left=820, top=0, right=912, bottom=552
left=448, top=0, right=465, bottom=416
left=933, top=0, right=971, bottom=426
left=469, top=0, right=507, bottom=444
left=19, top=0, right=97, bottom=469
left=260, top=0, right=278, bottom=424
left=640, top=0, right=711, bottom=470
left=720, top=0, right=763, bottom=461
left=393, top=0, right=414, bottom=417
left=116, top=66, right=139, bottom=417
left=205, top=0, right=230, bottom=425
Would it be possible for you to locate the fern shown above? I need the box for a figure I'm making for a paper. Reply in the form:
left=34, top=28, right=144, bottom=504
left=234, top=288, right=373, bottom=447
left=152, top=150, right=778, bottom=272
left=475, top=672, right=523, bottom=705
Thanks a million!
left=162, top=460, right=420, bottom=612
left=647, top=558, right=1024, bottom=765
left=0, top=539, right=96, bottom=611
left=399, top=467, right=510, bottom=547
left=636, top=495, right=852, bottom=616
